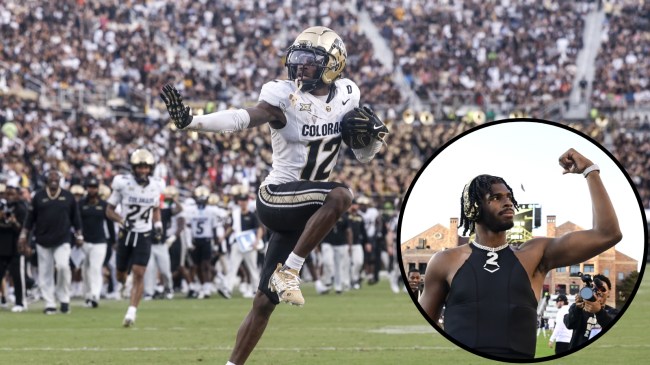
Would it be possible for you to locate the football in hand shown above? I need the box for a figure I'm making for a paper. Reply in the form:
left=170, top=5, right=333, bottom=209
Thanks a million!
left=340, top=107, right=387, bottom=149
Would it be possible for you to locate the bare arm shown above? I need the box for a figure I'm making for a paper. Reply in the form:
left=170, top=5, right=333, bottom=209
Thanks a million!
left=171, top=198, right=183, bottom=215
left=419, top=251, right=450, bottom=326
left=184, top=101, right=287, bottom=132
left=245, top=101, right=286, bottom=129
left=161, top=84, right=287, bottom=131
left=538, top=148, right=622, bottom=271
left=105, top=204, right=124, bottom=226
left=152, top=206, right=161, bottom=226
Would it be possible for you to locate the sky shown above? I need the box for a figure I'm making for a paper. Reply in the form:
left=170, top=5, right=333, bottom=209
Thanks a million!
left=399, top=120, right=647, bottom=270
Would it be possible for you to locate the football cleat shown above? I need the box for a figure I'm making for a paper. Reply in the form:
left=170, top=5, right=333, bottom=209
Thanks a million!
left=269, top=264, right=305, bottom=306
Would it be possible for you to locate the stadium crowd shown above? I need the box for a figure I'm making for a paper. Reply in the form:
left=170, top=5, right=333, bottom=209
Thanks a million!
left=367, top=0, right=590, bottom=116
left=591, top=0, right=650, bottom=111
left=0, top=0, right=649, bottom=311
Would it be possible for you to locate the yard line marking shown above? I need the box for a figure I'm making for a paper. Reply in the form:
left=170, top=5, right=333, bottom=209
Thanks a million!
left=367, top=325, right=437, bottom=334
left=0, top=346, right=461, bottom=352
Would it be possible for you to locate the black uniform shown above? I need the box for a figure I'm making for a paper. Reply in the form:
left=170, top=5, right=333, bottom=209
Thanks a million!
left=564, top=302, right=618, bottom=349
left=444, top=244, right=537, bottom=359
left=0, top=199, right=28, bottom=307
left=256, top=180, right=347, bottom=304
left=23, top=189, right=82, bottom=247
left=348, top=212, right=368, bottom=245
left=323, top=213, right=349, bottom=246
left=79, top=197, right=116, bottom=245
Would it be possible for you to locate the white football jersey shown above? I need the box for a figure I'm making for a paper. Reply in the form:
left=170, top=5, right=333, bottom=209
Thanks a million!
left=259, top=78, right=360, bottom=185
left=184, top=203, right=221, bottom=239
left=359, top=207, right=379, bottom=238
left=107, top=174, right=165, bottom=233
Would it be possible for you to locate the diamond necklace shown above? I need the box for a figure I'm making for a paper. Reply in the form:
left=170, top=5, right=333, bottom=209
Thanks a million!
left=471, top=240, right=509, bottom=273
left=471, top=240, right=510, bottom=252
left=46, top=187, right=61, bottom=200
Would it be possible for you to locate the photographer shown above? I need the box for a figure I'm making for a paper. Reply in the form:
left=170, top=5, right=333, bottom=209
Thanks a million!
left=564, top=274, right=619, bottom=349
left=0, top=184, right=29, bottom=312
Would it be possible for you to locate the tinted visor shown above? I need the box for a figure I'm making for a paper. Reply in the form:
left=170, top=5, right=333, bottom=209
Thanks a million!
left=287, top=49, right=328, bottom=67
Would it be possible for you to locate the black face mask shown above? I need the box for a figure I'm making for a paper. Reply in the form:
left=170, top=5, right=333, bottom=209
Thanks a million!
left=286, top=48, right=329, bottom=92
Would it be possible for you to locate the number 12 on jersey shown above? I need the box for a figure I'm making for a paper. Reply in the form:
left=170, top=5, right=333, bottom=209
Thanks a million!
left=300, top=136, right=341, bottom=181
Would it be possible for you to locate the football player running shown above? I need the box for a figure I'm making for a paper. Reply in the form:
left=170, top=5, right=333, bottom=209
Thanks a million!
left=161, top=26, right=388, bottom=364
left=106, top=149, right=166, bottom=327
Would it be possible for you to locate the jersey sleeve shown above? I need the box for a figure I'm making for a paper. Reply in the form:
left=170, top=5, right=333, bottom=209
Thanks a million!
left=258, top=80, right=294, bottom=109
left=336, top=78, right=361, bottom=108
left=107, top=175, right=125, bottom=207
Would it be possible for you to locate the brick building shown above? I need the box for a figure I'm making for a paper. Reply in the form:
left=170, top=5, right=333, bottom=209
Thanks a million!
left=401, top=215, right=638, bottom=308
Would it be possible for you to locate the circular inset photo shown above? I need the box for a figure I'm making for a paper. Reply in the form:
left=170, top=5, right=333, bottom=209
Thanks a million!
left=398, top=119, right=647, bottom=362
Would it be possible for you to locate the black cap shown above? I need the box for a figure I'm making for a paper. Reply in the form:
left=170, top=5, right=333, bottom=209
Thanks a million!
left=556, top=294, right=569, bottom=304
left=84, top=177, right=99, bottom=187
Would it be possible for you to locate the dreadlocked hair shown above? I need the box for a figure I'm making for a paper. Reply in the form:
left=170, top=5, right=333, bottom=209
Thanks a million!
left=459, top=174, right=519, bottom=236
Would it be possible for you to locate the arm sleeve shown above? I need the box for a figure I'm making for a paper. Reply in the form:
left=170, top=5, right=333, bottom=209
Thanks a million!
left=71, top=197, right=83, bottom=232
left=549, top=312, right=561, bottom=342
left=595, top=308, right=615, bottom=328
left=106, top=176, right=122, bottom=207
left=22, top=195, right=37, bottom=231
left=258, top=80, right=293, bottom=108
left=352, top=138, right=383, bottom=163
left=563, top=304, right=581, bottom=330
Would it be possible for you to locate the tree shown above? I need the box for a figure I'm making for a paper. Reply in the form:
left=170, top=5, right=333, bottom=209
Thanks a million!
left=616, top=270, right=639, bottom=309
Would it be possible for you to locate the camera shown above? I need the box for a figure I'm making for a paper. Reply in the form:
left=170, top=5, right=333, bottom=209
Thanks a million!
left=0, top=199, right=11, bottom=215
left=578, top=272, right=606, bottom=302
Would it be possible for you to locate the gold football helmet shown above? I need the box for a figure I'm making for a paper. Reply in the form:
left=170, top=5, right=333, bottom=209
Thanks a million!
left=129, top=149, right=155, bottom=183
left=70, top=184, right=85, bottom=198
left=130, top=149, right=155, bottom=167
left=194, top=186, right=210, bottom=206
left=163, top=185, right=179, bottom=200
left=98, top=184, right=111, bottom=200
left=285, top=26, right=347, bottom=92
left=208, top=193, right=220, bottom=206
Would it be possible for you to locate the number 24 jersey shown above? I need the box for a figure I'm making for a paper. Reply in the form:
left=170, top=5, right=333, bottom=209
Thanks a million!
left=107, top=174, right=165, bottom=233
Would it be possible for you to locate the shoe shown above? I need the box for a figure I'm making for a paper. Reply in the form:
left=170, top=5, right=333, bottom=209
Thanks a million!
left=43, top=307, right=57, bottom=315
left=315, top=279, right=330, bottom=295
left=60, top=302, right=70, bottom=314
left=123, top=309, right=136, bottom=328
left=186, top=290, right=197, bottom=299
left=123, top=314, right=136, bottom=327
left=217, top=288, right=231, bottom=299
left=269, top=263, right=304, bottom=306
left=165, top=291, right=174, bottom=300
left=85, top=299, right=93, bottom=308
left=11, top=305, right=26, bottom=313
left=90, top=300, right=98, bottom=308
left=390, top=278, right=400, bottom=294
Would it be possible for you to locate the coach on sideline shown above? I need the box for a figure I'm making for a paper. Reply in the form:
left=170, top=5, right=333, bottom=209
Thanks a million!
left=18, top=170, right=83, bottom=314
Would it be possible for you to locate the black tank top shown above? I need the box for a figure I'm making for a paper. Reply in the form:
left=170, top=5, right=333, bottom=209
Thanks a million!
left=444, top=244, right=537, bottom=359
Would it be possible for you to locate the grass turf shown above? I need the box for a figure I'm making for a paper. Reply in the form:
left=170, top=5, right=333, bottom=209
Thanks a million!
left=1, top=277, right=647, bottom=364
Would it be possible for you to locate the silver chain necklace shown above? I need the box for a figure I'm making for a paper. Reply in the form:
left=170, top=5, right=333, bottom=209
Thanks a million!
left=471, top=240, right=510, bottom=273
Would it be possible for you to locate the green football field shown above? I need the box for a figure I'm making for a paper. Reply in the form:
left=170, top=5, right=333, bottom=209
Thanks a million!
left=1, top=277, right=648, bottom=364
